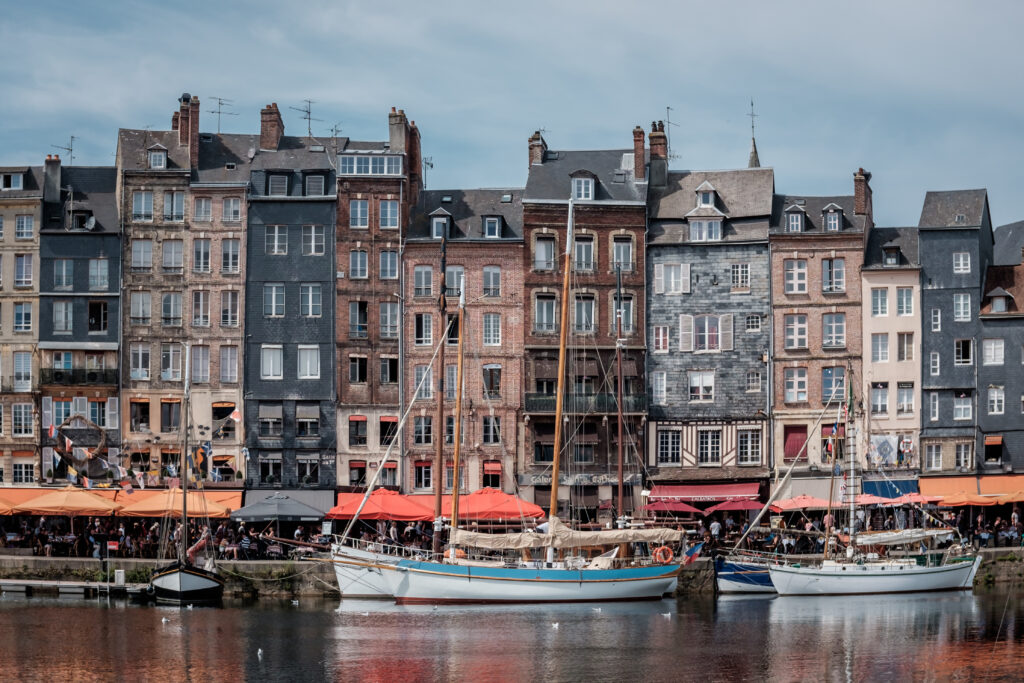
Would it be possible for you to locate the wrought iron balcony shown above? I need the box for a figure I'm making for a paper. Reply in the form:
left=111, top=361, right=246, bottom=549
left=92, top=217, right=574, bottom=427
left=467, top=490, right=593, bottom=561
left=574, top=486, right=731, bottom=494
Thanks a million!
left=524, top=392, right=646, bottom=414
left=41, top=368, right=119, bottom=385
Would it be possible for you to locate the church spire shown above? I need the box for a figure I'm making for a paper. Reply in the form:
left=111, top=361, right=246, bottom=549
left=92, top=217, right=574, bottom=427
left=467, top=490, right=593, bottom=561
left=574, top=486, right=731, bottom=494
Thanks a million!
left=747, top=98, right=760, bottom=168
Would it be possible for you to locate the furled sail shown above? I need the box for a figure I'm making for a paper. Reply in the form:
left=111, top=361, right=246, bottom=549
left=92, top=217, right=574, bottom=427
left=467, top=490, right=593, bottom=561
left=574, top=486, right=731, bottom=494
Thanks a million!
left=451, top=517, right=684, bottom=550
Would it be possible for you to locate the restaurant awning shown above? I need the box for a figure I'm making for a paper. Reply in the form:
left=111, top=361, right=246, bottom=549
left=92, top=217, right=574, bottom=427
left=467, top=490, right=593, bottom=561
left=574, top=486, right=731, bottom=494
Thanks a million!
left=649, top=482, right=760, bottom=503
left=328, top=489, right=434, bottom=521
left=483, top=461, right=502, bottom=474
left=232, top=493, right=324, bottom=523
left=118, top=489, right=231, bottom=518
left=862, top=479, right=918, bottom=499
left=13, top=486, right=123, bottom=516
left=919, top=476, right=979, bottom=497
left=641, top=500, right=702, bottom=514
left=979, top=474, right=1024, bottom=496
left=244, top=489, right=334, bottom=515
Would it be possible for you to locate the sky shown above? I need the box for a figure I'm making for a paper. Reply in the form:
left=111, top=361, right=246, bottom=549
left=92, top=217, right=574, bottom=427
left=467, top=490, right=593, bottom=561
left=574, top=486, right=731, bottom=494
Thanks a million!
left=2, top=1, right=1023, bottom=227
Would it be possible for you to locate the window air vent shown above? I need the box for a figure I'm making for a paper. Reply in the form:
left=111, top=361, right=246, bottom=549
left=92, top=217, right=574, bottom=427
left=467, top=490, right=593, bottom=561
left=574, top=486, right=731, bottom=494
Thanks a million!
left=200, top=134, right=213, bottom=142
left=441, top=195, right=452, bottom=203
left=795, top=199, right=806, bottom=206
left=225, top=163, right=236, bottom=170
left=955, top=214, right=966, bottom=223
left=501, top=193, right=512, bottom=203
left=310, top=145, right=325, bottom=152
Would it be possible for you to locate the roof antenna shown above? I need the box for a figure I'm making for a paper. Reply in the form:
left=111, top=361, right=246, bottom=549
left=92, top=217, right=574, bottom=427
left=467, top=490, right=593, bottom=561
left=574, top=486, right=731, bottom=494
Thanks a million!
left=664, top=108, right=680, bottom=161
left=290, top=99, right=322, bottom=137
left=747, top=99, right=761, bottom=169
left=207, top=97, right=238, bottom=134
left=423, top=156, right=434, bottom=189
left=52, top=135, right=75, bottom=166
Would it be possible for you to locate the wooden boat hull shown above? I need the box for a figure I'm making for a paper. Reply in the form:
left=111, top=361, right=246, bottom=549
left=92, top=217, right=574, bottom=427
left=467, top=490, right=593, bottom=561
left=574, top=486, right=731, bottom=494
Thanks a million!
left=387, top=559, right=681, bottom=604
left=767, top=556, right=982, bottom=596
left=715, top=557, right=776, bottom=594
left=330, top=544, right=403, bottom=598
left=150, top=562, right=225, bottom=605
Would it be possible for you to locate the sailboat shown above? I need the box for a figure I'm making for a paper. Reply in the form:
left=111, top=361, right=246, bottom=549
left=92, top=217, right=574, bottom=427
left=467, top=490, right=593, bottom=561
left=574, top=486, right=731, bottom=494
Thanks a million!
left=148, top=343, right=225, bottom=605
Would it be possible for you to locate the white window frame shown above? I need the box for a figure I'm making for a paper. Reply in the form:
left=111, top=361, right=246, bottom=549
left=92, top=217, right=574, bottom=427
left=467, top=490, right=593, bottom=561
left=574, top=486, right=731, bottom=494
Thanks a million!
left=931, top=308, right=941, bottom=332
left=261, top=345, right=283, bottom=380
left=380, top=251, right=398, bottom=280
left=822, top=313, right=846, bottom=348
left=192, top=240, right=211, bottom=273
left=983, top=338, right=1005, bottom=366
left=989, top=386, right=1005, bottom=415
left=737, top=430, right=761, bottom=465
left=350, top=200, right=369, bottom=228
left=263, top=283, right=285, bottom=317
left=380, top=200, right=399, bottom=229
left=300, top=283, right=322, bottom=317
left=220, top=346, right=238, bottom=383
left=268, top=175, right=288, bottom=196
left=930, top=351, right=940, bottom=376
left=222, top=197, right=242, bottom=222
left=954, top=339, right=973, bottom=366
left=130, top=343, right=150, bottom=380
left=930, top=392, right=939, bottom=421
left=953, top=293, right=971, bottom=322
left=688, top=371, right=714, bottom=402
left=784, top=367, right=807, bottom=402
left=485, top=217, right=501, bottom=238
left=784, top=260, right=807, bottom=294
left=483, top=313, right=501, bottom=346
left=746, top=370, right=762, bottom=392
left=825, top=212, right=841, bottom=231
left=149, top=150, right=166, bottom=169
left=822, top=258, right=845, bottom=293
left=653, top=325, right=669, bottom=353
left=305, top=175, right=325, bottom=197
left=194, top=197, right=212, bottom=222
left=302, top=225, right=325, bottom=256
left=222, top=239, right=240, bottom=272
left=871, top=333, right=889, bottom=363
left=697, top=429, right=722, bottom=465
left=871, top=288, right=888, bottom=316
left=896, top=287, right=913, bottom=316
left=953, top=396, right=972, bottom=420
left=350, top=250, right=368, bottom=279
left=786, top=212, right=803, bottom=232
left=266, top=225, right=287, bottom=255
left=652, top=371, right=667, bottom=406
left=731, top=263, right=750, bottom=290
left=926, top=444, right=942, bottom=471
left=297, top=345, right=320, bottom=380
left=572, top=177, right=594, bottom=200
left=953, top=252, right=970, bottom=274
left=784, top=314, right=807, bottom=350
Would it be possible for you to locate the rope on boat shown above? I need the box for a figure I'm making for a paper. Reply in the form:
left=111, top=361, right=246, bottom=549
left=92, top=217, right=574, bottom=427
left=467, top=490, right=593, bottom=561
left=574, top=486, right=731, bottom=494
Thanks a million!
left=217, top=564, right=319, bottom=582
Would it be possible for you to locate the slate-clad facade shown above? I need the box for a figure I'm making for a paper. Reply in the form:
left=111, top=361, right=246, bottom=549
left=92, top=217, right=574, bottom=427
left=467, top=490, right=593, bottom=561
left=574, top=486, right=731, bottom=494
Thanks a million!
left=917, top=190, right=993, bottom=475
left=244, top=104, right=337, bottom=489
left=645, top=165, right=773, bottom=486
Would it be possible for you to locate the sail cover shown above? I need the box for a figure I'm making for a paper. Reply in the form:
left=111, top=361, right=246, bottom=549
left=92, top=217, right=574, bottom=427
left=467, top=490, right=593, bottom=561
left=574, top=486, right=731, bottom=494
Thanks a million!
left=854, top=529, right=955, bottom=546
left=450, top=516, right=684, bottom=550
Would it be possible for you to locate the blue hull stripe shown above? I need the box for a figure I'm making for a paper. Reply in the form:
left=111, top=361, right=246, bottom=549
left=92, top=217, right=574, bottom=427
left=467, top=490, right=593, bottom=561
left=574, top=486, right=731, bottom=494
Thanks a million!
left=716, top=560, right=774, bottom=588
left=396, top=559, right=677, bottom=582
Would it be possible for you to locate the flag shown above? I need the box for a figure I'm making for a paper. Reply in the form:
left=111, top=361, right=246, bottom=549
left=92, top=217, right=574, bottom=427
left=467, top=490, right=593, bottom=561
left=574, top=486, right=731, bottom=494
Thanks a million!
left=67, top=465, right=78, bottom=484
left=65, top=437, right=73, bottom=452
left=230, top=409, right=241, bottom=422
left=48, top=424, right=56, bottom=438
left=683, top=542, right=704, bottom=566
left=82, top=476, right=92, bottom=489
left=121, top=480, right=134, bottom=494
left=52, top=451, right=62, bottom=470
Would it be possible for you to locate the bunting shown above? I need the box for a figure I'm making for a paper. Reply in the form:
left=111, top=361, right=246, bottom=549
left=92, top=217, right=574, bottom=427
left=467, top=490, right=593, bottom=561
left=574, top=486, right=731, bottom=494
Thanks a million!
left=48, top=424, right=56, bottom=438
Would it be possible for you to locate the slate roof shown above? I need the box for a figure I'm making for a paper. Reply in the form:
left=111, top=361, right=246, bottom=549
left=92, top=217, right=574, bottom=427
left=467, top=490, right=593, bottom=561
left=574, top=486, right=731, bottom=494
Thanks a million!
left=524, top=149, right=644, bottom=203
left=918, top=189, right=988, bottom=229
left=409, top=189, right=523, bottom=241
left=994, top=220, right=1024, bottom=266
left=981, top=264, right=1024, bottom=315
left=863, top=226, right=920, bottom=268
left=117, top=130, right=190, bottom=173
left=770, top=194, right=865, bottom=233
left=41, top=166, right=118, bottom=234
left=0, top=166, right=44, bottom=200
left=249, top=136, right=350, bottom=172
left=649, top=168, right=774, bottom=220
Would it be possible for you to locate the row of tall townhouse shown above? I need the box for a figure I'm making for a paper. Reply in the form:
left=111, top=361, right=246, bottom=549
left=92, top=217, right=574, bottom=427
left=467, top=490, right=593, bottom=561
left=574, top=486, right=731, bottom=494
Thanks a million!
left=4, top=93, right=1024, bottom=511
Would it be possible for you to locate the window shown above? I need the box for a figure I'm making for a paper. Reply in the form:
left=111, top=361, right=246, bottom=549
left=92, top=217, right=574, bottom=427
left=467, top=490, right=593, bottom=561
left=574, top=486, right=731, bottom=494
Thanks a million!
left=614, top=295, right=634, bottom=333
left=304, top=175, right=325, bottom=197
left=784, top=368, right=807, bottom=402
left=14, top=254, right=32, bottom=287
left=884, top=249, right=899, bottom=266
left=261, top=345, right=282, bottom=379
left=897, top=383, right=914, bottom=415
left=731, top=263, right=750, bottom=290
left=14, top=303, right=31, bottom=332
left=220, top=291, right=239, bottom=326
left=380, top=418, right=398, bottom=447
left=689, top=220, right=722, bottom=242
left=535, top=295, right=556, bottom=333
left=431, top=216, right=447, bottom=239
left=483, top=313, right=501, bottom=345
left=989, top=386, right=1005, bottom=415
left=163, top=191, right=184, bottom=221
left=657, top=430, right=681, bottom=464
left=192, top=291, right=210, bottom=327
left=746, top=315, right=761, bottom=333
left=53, top=352, right=72, bottom=370
left=258, top=405, right=283, bottom=437
left=746, top=370, right=762, bottom=392
left=445, top=266, right=464, bottom=296
left=954, top=339, right=973, bottom=366
left=415, top=313, right=432, bottom=345
left=926, top=444, right=942, bottom=471
left=414, top=461, right=432, bottom=489
left=930, top=351, right=940, bottom=376
left=161, top=240, right=183, bottom=273
left=192, top=240, right=211, bottom=273
left=160, top=343, right=182, bottom=381
left=149, top=150, right=166, bottom=169
left=301, top=225, right=324, bottom=256
left=13, top=352, right=31, bottom=391
left=955, top=443, right=972, bottom=468
left=380, top=250, right=398, bottom=280
left=652, top=371, right=667, bottom=405
left=784, top=314, right=808, bottom=349
left=221, top=239, right=240, bottom=273
left=613, top=237, right=633, bottom=272
left=931, top=308, right=941, bottom=332
left=131, top=240, right=153, bottom=271
left=483, top=266, right=501, bottom=297
left=993, top=296, right=1008, bottom=313
left=825, top=212, right=841, bottom=231
left=653, top=326, right=669, bottom=352
left=53, top=301, right=72, bottom=333
left=265, top=226, right=287, bottom=255
left=414, top=416, right=433, bottom=445
left=158, top=401, right=181, bottom=432
left=871, top=288, right=888, bottom=316
left=572, top=177, right=594, bottom=200
left=380, top=200, right=399, bottom=229
left=263, top=284, right=285, bottom=317
left=896, top=287, right=913, bottom=316
left=784, top=260, right=807, bottom=294
left=698, top=429, right=722, bottom=465
left=194, top=197, right=212, bottom=221
left=534, top=236, right=555, bottom=270
left=132, top=191, right=153, bottom=221
left=871, top=384, right=889, bottom=415
left=484, top=217, right=501, bottom=238
left=88, top=301, right=108, bottom=332
left=349, top=301, right=368, bottom=338
left=786, top=212, right=803, bottom=232
left=822, top=258, right=845, bottom=293
left=159, top=293, right=182, bottom=326
left=699, top=191, right=714, bottom=207
left=695, top=314, right=723, bottom=351
left=871, top=333, right=889, bottom=363
left=414, top=266, right=433, bottom=297
left=483, top=416, right=501, bottom=444
left=220, top=346, right=238, bottom=383
left=268, top=175, right=288, bottom=196
left=689, top=371, right=714, bottom=402
left=953, top=395, right=972, bottom=420
left=664, top=264, right=686, bottom=294
left=482, top=364, right=502, bottom=399
left=349, top=356, right=367, bottom=384
left=300, top=284, right=321, bottom=317
left=298, top=346, right=320, bottom=379
left=953, top=252, right=970, bottom=274
left=380, top=302, right=399, bottom=338
left=953, top=293, right=970, bottom=322
left=191, top=346, right=210, bottom=383
left=574, top=235, right=594, bottom=272
left=930, top=392, right=939, bottom=421
left=89, top=399, right=107, bottom=428
left=130, top=344, right=150, bottom=380
left=822, top=367, right=845, bottom=402
left=574, top=295, right=595, bottom=333
left=738, top=430, right=761, bottom=465
left=349, top=250, right=368, bottom=279
left=12, top=405, right=33, bottom=437
left=54, top=259, right=73, bottom=289
left=0, top=172, right=22, bottom=190
left=414, top=365, right=433, bottom=400
left=897, top=333, right=914, bottom=362
left=983, top=339, right=1004, bottom=365
left=822, top=313, right=845, bottom=348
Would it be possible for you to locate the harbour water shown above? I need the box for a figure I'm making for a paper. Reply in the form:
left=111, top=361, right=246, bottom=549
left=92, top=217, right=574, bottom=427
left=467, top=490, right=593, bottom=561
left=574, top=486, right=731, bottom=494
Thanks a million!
left=1, top=589, right=1023, bottom=681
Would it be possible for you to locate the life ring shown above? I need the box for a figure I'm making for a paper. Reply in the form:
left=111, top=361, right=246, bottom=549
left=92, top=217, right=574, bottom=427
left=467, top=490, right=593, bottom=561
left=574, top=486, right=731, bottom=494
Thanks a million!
left=653, top=546, right=674, bottom=564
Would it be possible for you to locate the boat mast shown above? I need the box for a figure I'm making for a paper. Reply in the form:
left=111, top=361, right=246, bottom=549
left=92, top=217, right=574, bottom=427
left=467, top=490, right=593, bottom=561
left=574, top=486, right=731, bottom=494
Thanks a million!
left=847, top=362, right=856, bottom=549
left=181, top=341, right=190, bottom=560
left=433, top=232, right=448, bottom=555
left=615, top=266, right=625, bottom=528
left=449, top=282, right=467, bottom=545
left=549, top=199, right=574, bottom=521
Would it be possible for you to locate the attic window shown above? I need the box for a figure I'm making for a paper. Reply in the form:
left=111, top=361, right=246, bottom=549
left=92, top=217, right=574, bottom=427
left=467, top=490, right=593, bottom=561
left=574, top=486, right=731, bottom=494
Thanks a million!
left=268, top=175, right=288, bottom=196
left=612, top=171, right=626, bottom=183
left=484, top=217, right=501, bottom=238
left=148, top=151, right=166, bottom=170
left=501, top=193, right=512, bottom=203
left=572, top=177, right=594, bottom=201
left=786, top=212, right=804, bottom=233
left=441, top=195, right=452, bottom=203
left=698, top=191, right=714, bottom=207
left=883, top=249, right=899, bottom=266
left=200, top=134, right=213, bottom=142
left=72, top=212, right=94, bottom=231
left=992, top=297, right=1008, bottom=313
left=825, top=211, right=842, bottom=232
left=305, top=175, right=325, bottom=196
left=310, top=145, right=325, bottom=153
left=225, top=162, right=236, bottom=171
left=1, top=173, right=23, bottom=190
left=955, top=214, right=966, bottom=223
left=432, top=217, right=447, bottom=239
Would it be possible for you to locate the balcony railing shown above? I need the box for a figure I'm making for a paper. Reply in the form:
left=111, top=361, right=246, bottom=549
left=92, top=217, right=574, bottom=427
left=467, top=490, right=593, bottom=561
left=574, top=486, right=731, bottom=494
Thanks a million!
left=41, top=368, right=119, bottom=385
left=524, top=392, right=646, bottom=414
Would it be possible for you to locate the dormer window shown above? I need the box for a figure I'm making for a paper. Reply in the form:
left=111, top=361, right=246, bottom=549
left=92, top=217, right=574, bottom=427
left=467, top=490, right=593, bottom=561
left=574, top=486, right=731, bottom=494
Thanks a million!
left=825, top=211, right=842, bottom=232
left=992, top=297, right=1008, bottom=313
left=572, top=177, right=594, bottom=201
left=786, top=212, right=804, bottom=233
left=148, top=150, right=167, bottom=170
left=432, top=216, right=447, bottom=239
left=484, top=217, right=501, bottom=238
left=699, top=191, right=714, bottom=207
left=1, top=172, right=24, bottom=190
left=689, top=220, right=722, bottom=242
left=268, top=175, right=288, bottom=196
left=883, top=249, right=899, bottom=266
left=305, top=175, right=325, bottom=196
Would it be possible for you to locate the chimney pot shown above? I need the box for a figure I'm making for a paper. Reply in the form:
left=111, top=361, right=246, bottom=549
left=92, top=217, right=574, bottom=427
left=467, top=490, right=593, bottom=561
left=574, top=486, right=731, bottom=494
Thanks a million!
left=632, top=126, right=645, bottom=181
left=260, top=102, right=285, bottom=151
left=854, top=167, right=874, bottom=223
left=528, top=131, right=548, bottom=168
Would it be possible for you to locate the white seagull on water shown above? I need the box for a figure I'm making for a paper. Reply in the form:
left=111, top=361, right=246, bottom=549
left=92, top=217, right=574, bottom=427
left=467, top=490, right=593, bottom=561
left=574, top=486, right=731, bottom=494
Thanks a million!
left=552, top=622, right=559, bottom=629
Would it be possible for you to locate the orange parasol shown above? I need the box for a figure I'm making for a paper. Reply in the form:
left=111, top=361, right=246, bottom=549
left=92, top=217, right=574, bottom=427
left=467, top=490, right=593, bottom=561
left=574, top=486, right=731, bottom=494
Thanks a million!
left=117, top=488, right=231, bottom=518
left=13, top=486, right=122, bottom=516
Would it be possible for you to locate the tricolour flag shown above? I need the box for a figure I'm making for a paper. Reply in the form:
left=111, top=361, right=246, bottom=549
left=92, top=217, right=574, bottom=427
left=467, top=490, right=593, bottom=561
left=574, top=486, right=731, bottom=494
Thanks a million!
left=230, top=409, right=241, bottom=422
left=683, top=542, right=704, bottom=566
left=48, top=424, right=56, bottom=438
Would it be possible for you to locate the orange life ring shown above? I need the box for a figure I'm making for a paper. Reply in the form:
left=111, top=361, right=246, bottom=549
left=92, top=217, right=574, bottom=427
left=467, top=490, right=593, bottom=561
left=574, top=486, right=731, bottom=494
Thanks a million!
left=653, top=546, right=674, bottom=564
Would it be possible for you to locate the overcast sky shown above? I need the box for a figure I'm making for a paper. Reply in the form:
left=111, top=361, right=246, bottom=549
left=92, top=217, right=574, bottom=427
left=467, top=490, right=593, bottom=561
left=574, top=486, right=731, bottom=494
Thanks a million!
left=2, top=1, right=1022, bottom=227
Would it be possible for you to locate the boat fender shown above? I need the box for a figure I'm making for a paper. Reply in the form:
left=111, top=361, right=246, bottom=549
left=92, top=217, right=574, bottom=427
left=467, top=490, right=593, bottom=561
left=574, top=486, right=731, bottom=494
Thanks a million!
left=653, top=546, right=674, bottom=564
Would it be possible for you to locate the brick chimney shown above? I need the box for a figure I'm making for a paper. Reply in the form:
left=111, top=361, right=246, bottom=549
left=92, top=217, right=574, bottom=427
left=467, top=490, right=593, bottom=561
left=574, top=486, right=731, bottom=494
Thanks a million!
left=260, top=103, right=284, bottom=151
left=854, top=168, right=872, bottom=215
left=178, top=93, right=192, bottom=145
left=389, top=107, right=408, bottom=153
left=188, top=96, right=200, bottom=169
left=632, top=126, right=645, bottom=180
left=44, top=154, right=61, bottom=203
left=528, top=131, right=547, bottom=168
left=648, top=121, right=668, bottom=187
left=171, top=111, right=180, bottom=131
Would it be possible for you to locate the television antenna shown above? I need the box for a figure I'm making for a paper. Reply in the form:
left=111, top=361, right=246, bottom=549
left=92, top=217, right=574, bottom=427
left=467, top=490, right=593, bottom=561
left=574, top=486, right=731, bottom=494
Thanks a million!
left=665, top=107, right=680, bottom=161
left=423, top=156, right=434, bottom=189
left=52, top=135, right=76, bottom=166
left=290, top=99, right=322, bottom=137
left=207, top=97, right=238, bottom=133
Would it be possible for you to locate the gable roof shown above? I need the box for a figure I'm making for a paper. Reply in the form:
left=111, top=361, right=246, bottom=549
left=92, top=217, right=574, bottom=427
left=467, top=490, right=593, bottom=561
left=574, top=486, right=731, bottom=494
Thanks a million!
left=918, top=189, right=987, bottom=229
left=524, top=149, right=644, bottom=203
left=771, top=194, right=865, bottom=233
left=863, top=226, right=920, bottom=268
left=648, top=167, right=774, bottom=220
left=0, top=166, right=44, bottom=200
left=409, top=189, right=523, bottom=241
left=982, top=263, right=1024, bottom=315
left=994, top=220, right=1024, bottom=266
left=41, top=166, right=119, bottom=234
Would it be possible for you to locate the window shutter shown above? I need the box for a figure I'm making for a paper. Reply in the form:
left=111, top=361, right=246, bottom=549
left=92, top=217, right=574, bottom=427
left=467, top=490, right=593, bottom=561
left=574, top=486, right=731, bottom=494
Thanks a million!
left=43, top=447, right=54, bottom=469
left=720, top=314, right=734, bottom=351
left=681, top=264, right=691, bottom=294
left=42, top=396, right=52, bottom=429
left=679, top=314, right=694, bottom=352
left=72, top=396, right=88, bottom=417
left=107, top=398, right=119, bottom=430
left=107, top=447, right=120, bottom=464
left=653, top=263, right=664, bottom=294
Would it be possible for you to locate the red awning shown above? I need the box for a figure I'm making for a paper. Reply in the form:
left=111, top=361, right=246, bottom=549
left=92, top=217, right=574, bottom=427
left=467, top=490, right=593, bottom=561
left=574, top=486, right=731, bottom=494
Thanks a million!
left=382, top=462, right=397, bottom=469
left=820, top=425, right=846, bottom=437
left=349, top=415, right=367, bottom=422
left=985, top=435, right=1003, bottom=446
left=380, top=416, right=398, bottom=423
left=649, top=482, right=760, bottom=503
left=349, top=460, right=367, bottom=468
left=483, top=461, right=502, bottom=474
left=327, top=489, right=434, bottom=521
